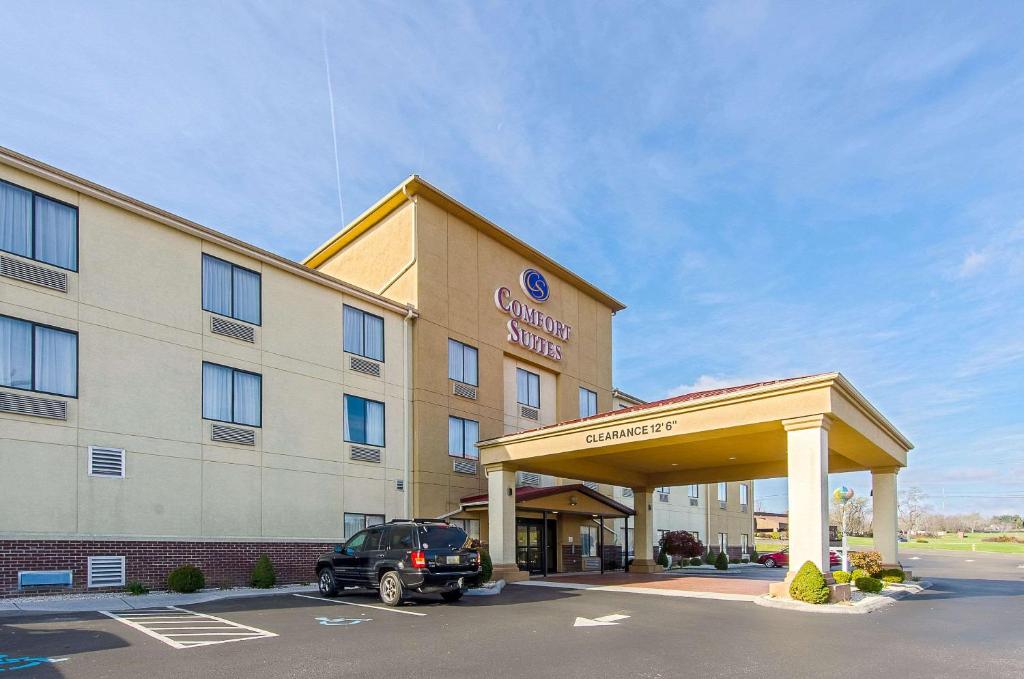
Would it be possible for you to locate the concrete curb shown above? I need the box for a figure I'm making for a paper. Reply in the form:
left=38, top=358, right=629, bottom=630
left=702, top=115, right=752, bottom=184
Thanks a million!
left=464, top=579, right=506, bottom=596
left=752, top=580, right=933, bottom=614
left=0, top=583, right=318, bottom=613
left=512, top=579, right=759, bottom=602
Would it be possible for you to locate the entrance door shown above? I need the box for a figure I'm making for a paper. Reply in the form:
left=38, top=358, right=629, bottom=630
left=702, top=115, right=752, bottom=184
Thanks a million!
left=516, top=518, right=557, bottom=574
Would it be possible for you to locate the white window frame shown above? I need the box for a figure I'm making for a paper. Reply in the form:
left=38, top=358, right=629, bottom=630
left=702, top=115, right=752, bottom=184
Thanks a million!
left=87, top=446, right=126, bottom=478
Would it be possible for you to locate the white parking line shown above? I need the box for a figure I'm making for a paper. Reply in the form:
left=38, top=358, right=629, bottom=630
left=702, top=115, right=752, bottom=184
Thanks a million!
left=292, top=593, right=427, bottom=616
left=100, top=606, right=277, bottom=649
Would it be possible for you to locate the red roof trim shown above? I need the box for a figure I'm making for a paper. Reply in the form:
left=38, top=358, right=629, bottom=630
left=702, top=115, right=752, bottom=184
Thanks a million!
left=460, top=483, right=635, bottom=516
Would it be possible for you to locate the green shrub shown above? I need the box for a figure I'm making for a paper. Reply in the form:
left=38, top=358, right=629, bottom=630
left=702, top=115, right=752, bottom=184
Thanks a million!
left=878, top=568, right=905, bottom=584
left=249, top=554, right=276, bottom=589
left=848, top=550, right=883, bottom=576
left=740, top=558, right=749, bottom=564
left=750, top=550, right=758, bottom=561
left=479, top=549, right=493, bottom=584
left=832, top=570, right=852, bottom=584
left=167, top=565, right=205, bottom=593
left=854, top=576, right=884, bottom=593
left=915, top=538, right=929, bottom=543
left=704, top=550, right=717, bottom=565
left=729, top=557, right=740, bottom=564
left=125, top=581, right=149, bottom=596
left=714, top=551, right=729, bottom=570
left=789, top=561, right=830, bottom=604
left=690, top=557, right=703, bottom=566
left=656, top=549, right=670, bottom=568
left=851, top=568, right=869, bottom=581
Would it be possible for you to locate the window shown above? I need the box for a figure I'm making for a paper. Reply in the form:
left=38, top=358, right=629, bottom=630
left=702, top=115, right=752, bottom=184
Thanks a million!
left=201, top=254, right=261, bottom=325
left=580, top=525, right=598, bottom=557
left=516, top=368, right=540, bottom=407
left=741, top=533, right=749, bottom=555
left=344, top=394, right=385, bottom=446
left=717, top=482, right=728, bottom=504
left=739, top=484, right=749, bottom=510
left=688, top=485, right=699, bottom=498
left=419, top=524, right=470, bottom=549
left=448, top=416, right=479, bottom=459
left=718, top=532, right=728, bottom=554
left=202, top=362, right=261, bottom=426
left=0, top=315, right=77, bottom=397
left=343, top=512, right=385, bottom=539
left=386, top=525, right=415, bottom=550
left=448, top=339, right=478, bottom=386
left=579, top=387, right=598, bottom=418
left=449, top=518, right=481, bottom=540
left=0, top=179, right=78, bottom=271
left=343, top=305, right=384, bottom=361
left=691, top=531, right=700, bottom=542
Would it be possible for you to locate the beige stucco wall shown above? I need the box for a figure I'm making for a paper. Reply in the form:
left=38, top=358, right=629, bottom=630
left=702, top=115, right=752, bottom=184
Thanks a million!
left=0, top=161, right=408, bottom=543
left=708, top=482, right=756, bottom=554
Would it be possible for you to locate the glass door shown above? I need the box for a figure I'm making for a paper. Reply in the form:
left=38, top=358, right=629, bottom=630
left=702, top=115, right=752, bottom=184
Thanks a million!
left=516, top=520, right=542, bottom=572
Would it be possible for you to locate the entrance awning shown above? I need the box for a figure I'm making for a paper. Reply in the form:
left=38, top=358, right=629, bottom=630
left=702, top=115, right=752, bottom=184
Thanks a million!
left=477, top=373, right=912, bottom=487
left=460, top=483, right=634, bottom=518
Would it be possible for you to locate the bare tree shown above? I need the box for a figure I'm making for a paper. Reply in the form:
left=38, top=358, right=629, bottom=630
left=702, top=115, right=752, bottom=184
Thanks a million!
left=830, top=496, right=870, bottom=536
left=898, top=487, right=928, bottom=534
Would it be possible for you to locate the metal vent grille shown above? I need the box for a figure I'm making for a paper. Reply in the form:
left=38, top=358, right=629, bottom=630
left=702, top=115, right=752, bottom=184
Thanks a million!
left=517, top=471, right=541, bottom=487
left=621, top=487, right=634, bottom=497
left=520, top=405, right=539, bottom=420
left=350, top=445, right=381, bottom=463
left=658, top=493, right=670, bottom=502
left=0, top=391, right=67, bottom=419
left=350, top=356, right=381, bottom=377
left=0, top=255, right=68, bottom=292
left=690, top=498, right=699, bottom=507
left=452, top=382, right=477, bottom=400
left=396, top=479, right=405, bottom=491
left=210, top=423, right=256, bottom=446
left=87, top=556, right=126, bottom=588
left=453, top=459, right=478, bottom=475
left=89, top=446, right=125, bottom=477
left=583, top=481, right=599, bottom=491
left=210, top=316, right=255, bottom=343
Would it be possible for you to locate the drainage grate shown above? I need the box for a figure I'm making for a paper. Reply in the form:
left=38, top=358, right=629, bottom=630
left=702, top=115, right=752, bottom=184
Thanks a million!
left=0, top=391, right=67, bottom=419
left=210, top=316, right=255, bottom=343
left=0, top=255, right=68, bottom=292
left=210, top=424, right=256, bottom=446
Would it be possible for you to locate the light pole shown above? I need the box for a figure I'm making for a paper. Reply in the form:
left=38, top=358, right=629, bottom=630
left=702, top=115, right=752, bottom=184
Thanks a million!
left=833, top=486, right=855, bottom=573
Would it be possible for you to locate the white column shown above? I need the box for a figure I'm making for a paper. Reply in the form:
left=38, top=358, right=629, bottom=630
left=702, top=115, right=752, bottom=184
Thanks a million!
left=486, top=464, right=523, bottom=581
left=630, top=488, right=660, bottom=572
left=872, top=468, right=900, bottom=565
left=784, top=415, right=831, bottom=576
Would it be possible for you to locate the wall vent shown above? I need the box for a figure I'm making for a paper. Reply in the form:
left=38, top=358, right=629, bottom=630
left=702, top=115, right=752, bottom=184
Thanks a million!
left=88, top=446, right=126, bottom=478
left=658, top=493, right=670, bottom=503
left=396, top=479, right=405, bottom=491
left=583, top=481, right=599, bottom=491
left=719, top=501, right=727, bottom=510
left=0, top=255, right=68, bottom=292
left=210, top=315, right=255, bottom=343
left=0, top=390, right=67, bottom=420
left=350, top=356, right=381, bottom=377
left=517, top=471, right=542, bottom=487
left=350, top=445, right=381, bottom=463
left=519, top=405, right=539, bottom=420
left=621, top=487, right=634, bottom=498
left=87, top=556, right=126, bottom=588
left=689, top=498, right=699, bottom=507
left=18, top=570, right=73, bottom=589
left=452, top=382, right=477, bottom=400
left=210, top=423, right=256, bottom=446
left=452, top=459, right=478, bottom=475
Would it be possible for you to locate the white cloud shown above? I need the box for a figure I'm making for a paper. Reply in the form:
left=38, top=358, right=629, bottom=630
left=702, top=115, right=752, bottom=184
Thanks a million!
left=665, top=374, right=776, bottom=398
left=957, top=251, right=989, bottom=278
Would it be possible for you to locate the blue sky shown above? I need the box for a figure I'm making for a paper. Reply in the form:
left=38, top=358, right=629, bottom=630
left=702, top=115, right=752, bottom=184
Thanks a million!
left=2, top=1, right=1021, bottom=515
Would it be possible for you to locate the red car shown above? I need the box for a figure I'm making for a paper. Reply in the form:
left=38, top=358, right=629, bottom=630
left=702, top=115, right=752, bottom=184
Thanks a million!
left=758, top=547, right=840, bottom=569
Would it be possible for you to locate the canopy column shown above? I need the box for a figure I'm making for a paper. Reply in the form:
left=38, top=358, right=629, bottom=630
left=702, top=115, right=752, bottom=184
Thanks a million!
left=485, top=463, right=527, bottom=582
left=872, top=468, right=900, bottom=565
left=783, top=414, right=832, bottom=576
left=629, top=488, right=661, bottom=573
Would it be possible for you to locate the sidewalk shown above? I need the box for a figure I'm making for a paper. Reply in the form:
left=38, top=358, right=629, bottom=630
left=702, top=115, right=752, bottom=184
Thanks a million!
left=0, top=583, right=317, bottom=614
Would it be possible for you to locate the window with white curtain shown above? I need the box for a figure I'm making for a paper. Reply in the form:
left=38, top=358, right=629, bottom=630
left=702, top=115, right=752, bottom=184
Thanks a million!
left=448, top=416, right=480, bottom=459
left=202, top=362, right=262, bottom=427
left=344, top=394, right=385, bottom=446
left=579, top=387, right=598, bottom=418
left=718, top=482, right=728, bottom=501
left=0, top=315, right=77, bottom=397
left=0, top=179, right=78, bottom=271
left=739, top=484, right=749, bottom=509
left=201, top=254, right=261, bottom=325
left=343, top=512, right=385, bottom=539
left=343, top=305, right=384, bottom=361
left=688, top=484, right=699, bottom=498
left=447, top=339, right=478, bottom=385
left=516, top=368, right=540, bottom=407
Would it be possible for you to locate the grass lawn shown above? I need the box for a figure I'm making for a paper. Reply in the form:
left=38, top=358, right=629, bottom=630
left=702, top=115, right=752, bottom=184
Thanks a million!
left=756, top=533, right=1024, bottom=555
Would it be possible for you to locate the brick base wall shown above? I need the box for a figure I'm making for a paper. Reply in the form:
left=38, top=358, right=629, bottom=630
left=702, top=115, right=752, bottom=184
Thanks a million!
left=1, top=539, right=333, bottom=597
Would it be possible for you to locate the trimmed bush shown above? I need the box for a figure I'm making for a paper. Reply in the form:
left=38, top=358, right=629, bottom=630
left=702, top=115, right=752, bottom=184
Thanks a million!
left=656, top=549, right=670, bottom=568
left=250, top=554, right=276, bottom=589
left=477, top=548, right=493, bottom=584
left=729, top=557, right=740, bottom=564
left=789, top=561, right=830, bottom=604
left=740, top=558, right=749, bottom=564
left=704, top=550, right=717, bottom=565
left=849, top=550, right=883, bottom=576
left=714, top=551, right=729, bottom=570
left=854, top=576, right=884, bottom=593
left=915, top=538, right=929, bottom=543
left=689, top=557, right=703, bottom=566
left=832, top=570, right=852, bottom=584
left=167, top=565, right=205, bottom=593
left=878, top=568, right=905, bottom=584
left=851, top=568, right=869, bottom=581
left=750, top=550, right=758, bottom=562
left=125, top=581, right=149, bottom=596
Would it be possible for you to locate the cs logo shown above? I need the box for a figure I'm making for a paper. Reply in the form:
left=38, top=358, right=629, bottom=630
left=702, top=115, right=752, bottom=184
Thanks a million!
left=520, top=268, right=549, bottom=303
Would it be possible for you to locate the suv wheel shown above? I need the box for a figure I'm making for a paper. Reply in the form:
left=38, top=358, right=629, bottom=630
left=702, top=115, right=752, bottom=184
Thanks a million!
left=318, top=568, right=339, bottom=597
left=379, top=571, right=403, bottom=607
left=441, top=589, right=464, bottom=603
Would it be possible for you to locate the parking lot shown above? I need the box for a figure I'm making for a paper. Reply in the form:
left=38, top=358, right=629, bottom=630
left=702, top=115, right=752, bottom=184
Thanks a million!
left=1, top=551, right=1021, bottom=678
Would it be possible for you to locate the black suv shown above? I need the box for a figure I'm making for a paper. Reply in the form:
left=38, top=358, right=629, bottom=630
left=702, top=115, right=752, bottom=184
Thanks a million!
left=315, top=519, right=480, bottom=606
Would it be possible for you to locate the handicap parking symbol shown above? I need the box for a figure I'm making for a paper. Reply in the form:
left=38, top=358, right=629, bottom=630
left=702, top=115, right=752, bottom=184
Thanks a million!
left=315, top=616, right=371, bottom=626
left=0, top=653, right=68, bottom=671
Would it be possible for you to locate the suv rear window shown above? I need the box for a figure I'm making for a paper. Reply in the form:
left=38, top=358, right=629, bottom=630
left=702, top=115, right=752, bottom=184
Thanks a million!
left=418, top=525, right=468, bottom=550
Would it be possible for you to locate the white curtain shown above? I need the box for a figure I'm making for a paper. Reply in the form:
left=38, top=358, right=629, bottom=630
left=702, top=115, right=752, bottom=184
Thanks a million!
left=464, top=345, right=477, bottom=385
left=202, top=255, right=232, bottom=317
left=202, top=363, right=232, bottom=421
left=34, top=326, right=77, bottom=396
left=34, top=196, right=77, bottom=270
left=463, top=419, right=479, bottom=459
left=0, top=182, right=32, bottom=257
left=448, top=416, right=462, bottom=455
left=233, top=370, right=261, bottom=426
left=364, top=313, right=384, bottom=361
left=232, top=267, right=261, bottom=324
left=343, top=306, right=363, bottom=356
left=0, top=316, right=32, bottom=389
left=448, top=339, right=462, bottom=382
left=365, top=399, right=384, bottom=446
left=516, top=369, right=529, bottom=404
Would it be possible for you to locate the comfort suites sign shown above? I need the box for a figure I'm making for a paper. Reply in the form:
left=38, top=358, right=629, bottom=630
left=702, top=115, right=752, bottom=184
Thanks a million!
left=494, top=268, right=572, bottom=361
